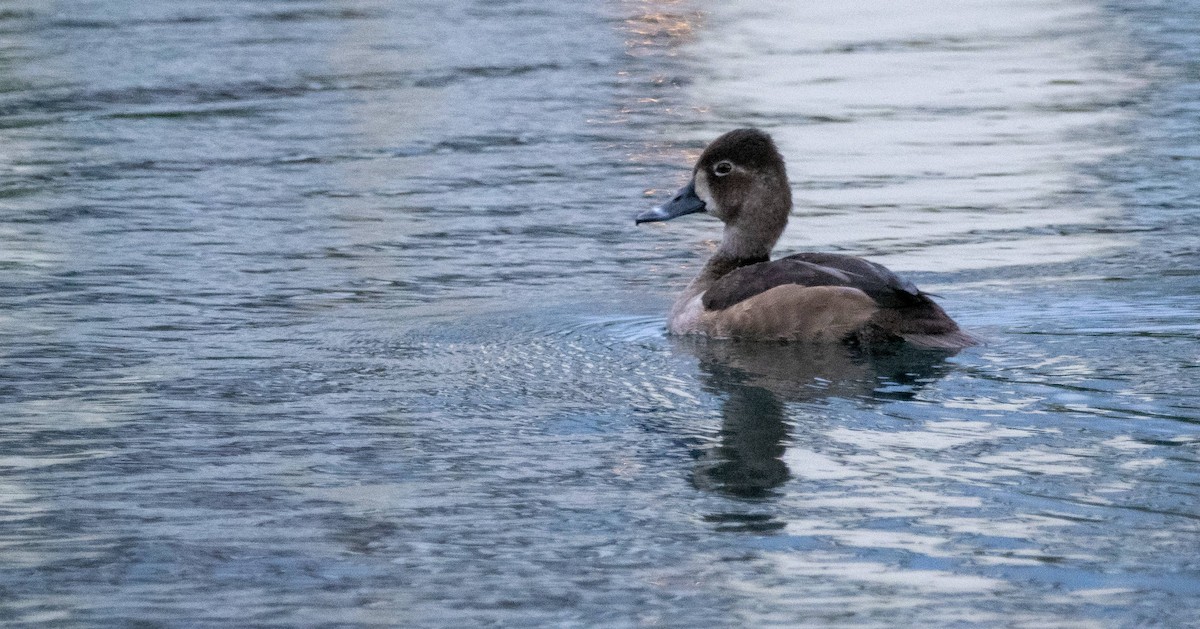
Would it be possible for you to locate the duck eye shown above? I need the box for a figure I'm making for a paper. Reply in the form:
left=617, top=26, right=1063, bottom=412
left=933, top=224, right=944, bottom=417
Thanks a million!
left=713, top=161, right=733, bottom=177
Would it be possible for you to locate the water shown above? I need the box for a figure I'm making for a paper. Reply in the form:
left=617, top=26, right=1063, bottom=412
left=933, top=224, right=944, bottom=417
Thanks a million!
left=1, top=0, right=1198, bottom=626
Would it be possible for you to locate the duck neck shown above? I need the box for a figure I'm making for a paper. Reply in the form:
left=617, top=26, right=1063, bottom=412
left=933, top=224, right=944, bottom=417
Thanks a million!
left=674, top=181, right=790, bottom=314
left=715, top=174, right=790, bottom=260
left=701, top=250, right=770, bottom=283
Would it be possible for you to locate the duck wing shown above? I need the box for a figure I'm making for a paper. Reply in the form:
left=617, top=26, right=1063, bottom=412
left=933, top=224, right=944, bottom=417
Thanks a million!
left=702, top=252, right=922, bottom=311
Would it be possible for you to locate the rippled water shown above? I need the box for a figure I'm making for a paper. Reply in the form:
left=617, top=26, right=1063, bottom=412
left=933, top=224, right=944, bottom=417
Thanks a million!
left=2, top=0, right=1198, bottom=626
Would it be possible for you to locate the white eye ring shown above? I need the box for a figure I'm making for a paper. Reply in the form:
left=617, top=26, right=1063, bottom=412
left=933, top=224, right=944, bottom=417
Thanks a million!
left=713, top=161, right=733, bottom=177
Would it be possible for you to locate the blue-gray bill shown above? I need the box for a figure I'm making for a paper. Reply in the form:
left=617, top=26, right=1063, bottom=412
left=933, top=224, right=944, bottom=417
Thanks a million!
left=635, top=180, right=706, bottom=224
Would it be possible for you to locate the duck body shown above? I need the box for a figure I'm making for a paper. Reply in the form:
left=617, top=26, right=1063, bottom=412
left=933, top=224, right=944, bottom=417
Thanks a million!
left=638, top=129, right=976, bottom=349
left=667, top=251, right=973, bottom=348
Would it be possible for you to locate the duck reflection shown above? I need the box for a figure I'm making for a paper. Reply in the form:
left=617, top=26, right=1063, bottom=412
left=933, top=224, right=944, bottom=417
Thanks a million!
left=677, top=339, right=957, bottom=500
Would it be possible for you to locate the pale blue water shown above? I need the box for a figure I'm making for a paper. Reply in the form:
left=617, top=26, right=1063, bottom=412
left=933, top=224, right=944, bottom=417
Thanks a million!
left=1, top=1, right=1198, bottom=626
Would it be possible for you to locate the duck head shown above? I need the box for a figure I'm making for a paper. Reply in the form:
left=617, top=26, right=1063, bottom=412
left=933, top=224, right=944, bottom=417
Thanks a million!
left=636, top=128, right=792, bottom=259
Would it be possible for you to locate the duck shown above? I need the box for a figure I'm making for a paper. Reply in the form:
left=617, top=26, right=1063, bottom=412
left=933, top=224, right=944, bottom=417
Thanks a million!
left=636, top=128, right=977, bottom=349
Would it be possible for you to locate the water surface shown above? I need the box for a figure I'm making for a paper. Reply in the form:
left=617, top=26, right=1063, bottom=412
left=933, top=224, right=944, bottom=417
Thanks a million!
left=1, top=0, right=1198, bottom=626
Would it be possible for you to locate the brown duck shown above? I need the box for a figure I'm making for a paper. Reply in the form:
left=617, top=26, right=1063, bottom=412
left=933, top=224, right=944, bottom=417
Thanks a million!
left=637, top=128, right=977, bottom=349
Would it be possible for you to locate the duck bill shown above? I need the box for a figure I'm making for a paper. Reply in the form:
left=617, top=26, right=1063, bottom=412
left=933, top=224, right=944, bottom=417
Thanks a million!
left=635, top=180, right=706, bottom=224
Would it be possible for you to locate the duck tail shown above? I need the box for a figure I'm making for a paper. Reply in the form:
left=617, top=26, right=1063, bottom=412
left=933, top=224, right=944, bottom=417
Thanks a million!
left=901, top=330, right=982, bottom=350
